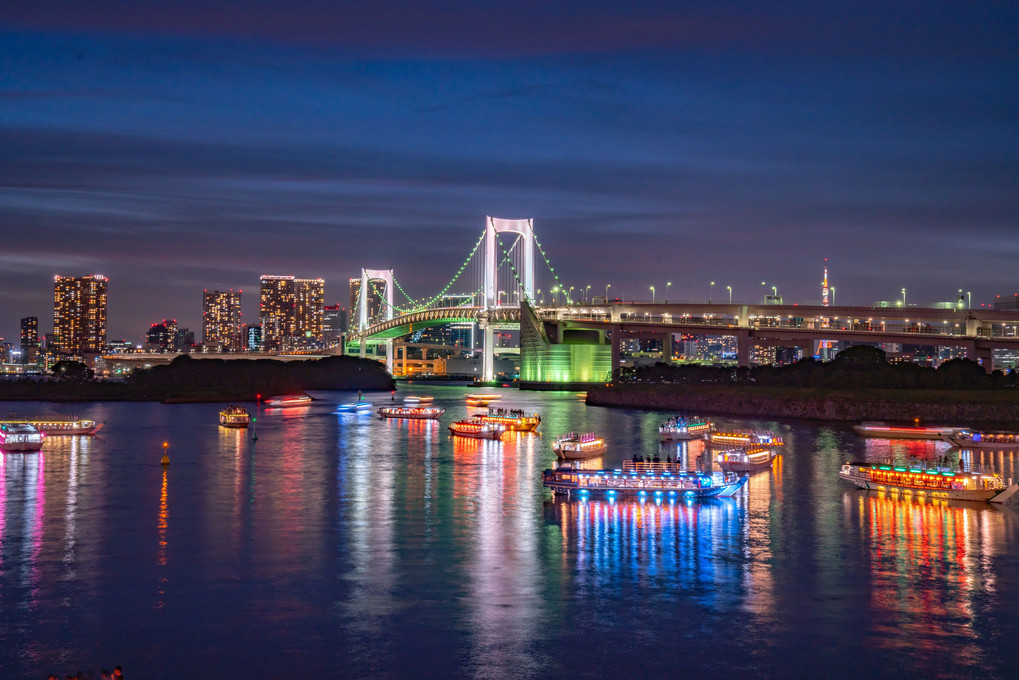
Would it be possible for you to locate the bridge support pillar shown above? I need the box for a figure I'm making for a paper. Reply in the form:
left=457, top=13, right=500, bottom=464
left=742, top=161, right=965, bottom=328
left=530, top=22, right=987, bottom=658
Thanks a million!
left=661, top=332, right=673, bottom=365
left=611, top=325, right=622, bottom=380
left=967, top=343, right=995, bottom=372
left=482, top=325, right=495, bottom=382
left=386, top=339, right=394, bottom=375
left=736, top=329, right=751, bottom=368
left=359, top=338, right=366, bottom=359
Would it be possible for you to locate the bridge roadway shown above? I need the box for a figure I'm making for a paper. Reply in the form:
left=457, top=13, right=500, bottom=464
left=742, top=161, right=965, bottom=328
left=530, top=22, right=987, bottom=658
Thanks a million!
left=351, top=302, right=1019, bottom=370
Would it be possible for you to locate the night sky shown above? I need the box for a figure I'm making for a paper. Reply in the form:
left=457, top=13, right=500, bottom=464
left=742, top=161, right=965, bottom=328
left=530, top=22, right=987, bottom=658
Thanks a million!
left=2, top=1, right=1017, bottom=342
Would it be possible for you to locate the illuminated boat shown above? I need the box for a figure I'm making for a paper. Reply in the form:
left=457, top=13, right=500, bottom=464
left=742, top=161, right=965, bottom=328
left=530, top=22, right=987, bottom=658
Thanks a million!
left=839, top=461, right=1019, bottom=503
left=0, top=416, right=104, bottom=435
left=476, top=408, right=541, bottom=432
left=403, top=395, right=434, bottom=405
left=377, top=406, right=445, bottom=420
left=337, top=402, right=372, bottom=413
left=853, top=422, right=963, bottom=441
left=552, top=432, right=607, bottom=460
left=543, top=461, right=748, bottom=498
left=449, top=418, right=505, bottom=440
left=0, top=423, right=45, bottom=453
left=266, top=394, right=312, bottom=407
left=659, top=416, right=712, bottom=441
left=706, top=430, right=783, bottom=448
left=218, top=405, right=250, bottom=428
left=942, top=430, right=1019, bottom=449
left=716, top=447, right=777, bottom=473
left=465, top=393, right=501, bottom=407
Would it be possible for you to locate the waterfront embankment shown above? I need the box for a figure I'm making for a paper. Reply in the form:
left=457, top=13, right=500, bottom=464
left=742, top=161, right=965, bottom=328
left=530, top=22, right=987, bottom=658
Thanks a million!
left=587, top=383, right=1019, bottom=425
left=0, top=355, right=395, bottom=402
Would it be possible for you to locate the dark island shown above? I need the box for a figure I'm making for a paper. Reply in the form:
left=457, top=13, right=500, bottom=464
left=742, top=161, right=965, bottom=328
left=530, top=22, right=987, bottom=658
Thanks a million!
left=588, top=346, right=1019, bottom=425
left=0, top=355, right=395, bottom=403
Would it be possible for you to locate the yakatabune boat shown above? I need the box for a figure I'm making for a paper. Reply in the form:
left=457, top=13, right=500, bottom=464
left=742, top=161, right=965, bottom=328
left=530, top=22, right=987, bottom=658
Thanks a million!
left=552, top=432, right=607, bottom=460
left=377, top=406, right=445, bottom=420
left=219, top=405, right=250, bottom=428
left=707, top=430, right=783, bottom=448
left=853, top=422, right=963, bottom=441
left=266, top=394, right=312, bottom=407
left=839, top=461, right=1019, bottom=503
left=942, top=430, right=1019, bottom=449
left=1, top=417, right=104, bottom=435
left=543, top=461, right=748, bottom=498
left=716, top=447, right=778, bottom=473
left=448, top=418, right=505, bottom=440
left=659, top=417, right=712, bottom=441
left=476, top=408, right=541, bottom=432
left=0, top=423, right=45, bottom=453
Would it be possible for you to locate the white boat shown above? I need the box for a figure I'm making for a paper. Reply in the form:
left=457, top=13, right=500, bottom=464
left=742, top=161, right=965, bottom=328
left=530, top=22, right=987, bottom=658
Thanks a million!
left=378, top=406, right=445, bottom=420
left=0, top=423, right=45, bottom=453
left=839, top=461, right=1019, bottom=504
left=716, top=447, right=778, bottom=473
left=449, top=418, right=505, bottom=440
left=707, top=430, right=783, bottom=448
left=853, top=422, right=963, bottom=441
left=552, top=432, right=607, bottom=460
left=266, top=394, right=312, bottom=407
left=219, top=406, right=250, bottom=428
left=403, top=395, right=434, bottom=405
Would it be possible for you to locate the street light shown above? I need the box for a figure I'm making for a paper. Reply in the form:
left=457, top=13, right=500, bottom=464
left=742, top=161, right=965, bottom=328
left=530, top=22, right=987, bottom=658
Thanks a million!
left=726, top=285, right=732, bottom=304
left=585, top=285, right=591, bottom=303
left=536, top=288, right=543, bottom=305
left=650, top=285, right=656, bottom=304
left=771, top=285, right=777, bottom=302
left=831, top=286, right=836, bottom=306
left=901, top=288, right=907, bottom=307
left=605, top=284, right=611, bottom=302
left=709, top=281, right=715, bottom=304
left=967, top=291, right=972, bottom=309
left=568, top=286, right=574, bottom=304
left=761, top=281, right=766, bottom=304
left=666, top=282, right=671, bottom=303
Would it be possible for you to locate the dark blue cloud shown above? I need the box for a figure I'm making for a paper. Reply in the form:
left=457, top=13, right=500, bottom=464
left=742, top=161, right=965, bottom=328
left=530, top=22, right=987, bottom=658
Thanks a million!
left=0, top=3, right=1017, bottom=340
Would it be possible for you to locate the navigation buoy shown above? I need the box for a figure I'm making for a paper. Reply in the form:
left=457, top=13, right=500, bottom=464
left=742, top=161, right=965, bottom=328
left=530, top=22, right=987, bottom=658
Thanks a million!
left=161, top=441, right=170, bottom=465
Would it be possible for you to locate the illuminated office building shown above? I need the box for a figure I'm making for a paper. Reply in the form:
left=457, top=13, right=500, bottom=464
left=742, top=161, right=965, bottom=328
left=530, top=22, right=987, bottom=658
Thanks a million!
left=203, top=289, right=243, bottom=351
left=53, top=274, right=108, bottom=354
left=323, top=305, right=348, bottom=342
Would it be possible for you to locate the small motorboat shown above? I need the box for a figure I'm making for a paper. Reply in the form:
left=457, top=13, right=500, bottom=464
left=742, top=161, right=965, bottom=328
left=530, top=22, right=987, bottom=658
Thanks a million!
left=0, top=423, right=45, bottom=453
left=337, top=402, right=373, bottom=414
left=266, top=394, right=312, bottom=407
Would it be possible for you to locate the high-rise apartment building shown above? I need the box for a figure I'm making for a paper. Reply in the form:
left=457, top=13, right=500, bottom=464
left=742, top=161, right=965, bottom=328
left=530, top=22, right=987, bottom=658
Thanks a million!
left=203, top=289, right=243, bottom=351
left=20, top=317, right=39, bottom=352
left=259, top=275, right=295, bottom=351
left=146, top=319, right=178, bottom=351
left=53, top=274, right=108, bottom=355
left=294, top=278, right=325, bottom=345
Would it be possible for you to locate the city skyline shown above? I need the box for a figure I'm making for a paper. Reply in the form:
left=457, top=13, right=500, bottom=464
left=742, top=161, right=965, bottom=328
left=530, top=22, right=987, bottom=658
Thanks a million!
left=2, top=2, right=1017, bottom=340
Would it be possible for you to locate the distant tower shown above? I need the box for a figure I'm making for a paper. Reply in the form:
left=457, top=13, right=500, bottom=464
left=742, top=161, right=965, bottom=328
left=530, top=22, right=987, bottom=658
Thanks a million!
left=821, top=259, right=830, bottom=307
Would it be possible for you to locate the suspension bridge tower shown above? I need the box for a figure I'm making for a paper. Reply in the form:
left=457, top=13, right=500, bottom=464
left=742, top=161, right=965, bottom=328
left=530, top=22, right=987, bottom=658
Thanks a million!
left=357, top=268, right=395, bottom=373
left=482, top=217, right=535, bottom=382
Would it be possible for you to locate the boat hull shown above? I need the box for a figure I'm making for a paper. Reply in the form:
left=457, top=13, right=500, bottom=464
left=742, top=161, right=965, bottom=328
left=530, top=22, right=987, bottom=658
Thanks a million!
left=543, top=468, right=748, bottom=498
left=554, top=443, right=607, bottom=460
left=3, top=419, right=103, bottom=436
left=449, top=427, right=503, bottom=440
left=219, top=418, right=249, bottom=428
left=0, top=441, right=44, bottom=453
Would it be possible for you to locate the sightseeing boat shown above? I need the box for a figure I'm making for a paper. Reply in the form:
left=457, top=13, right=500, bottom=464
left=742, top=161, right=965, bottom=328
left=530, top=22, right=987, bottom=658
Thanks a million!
left=543, top=461, right=748, bottom=498
left=707, top=430, right=783, bottom=448
left=219, top=405, right=250, bottom=428
left=476, top=408, right=541, bottom=432
left=337, top=402, right=373, bottom=413
left=853, top=422, right=963, bottom=441
left=0, top=416, right=104, bottom=435
left=378, top=406, right=445, bottom=420
left=839, top=461, right=1019, bottom=503
left=403, top=395, right=434, bottom=405
left=942, top=430, right=1019, bottom=449
left=716, top=447, right=778, bottom=473
left=266, top=394, right=312, bottom=407
left=0, top=423, right=45, bottom=453
left=448, top=418, right=505, bottom=440
left=659, top=416, right=712, bottom=441
left=552, top=432, right=607, bottom=460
